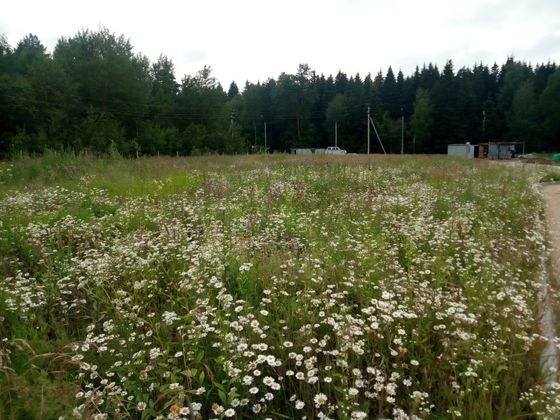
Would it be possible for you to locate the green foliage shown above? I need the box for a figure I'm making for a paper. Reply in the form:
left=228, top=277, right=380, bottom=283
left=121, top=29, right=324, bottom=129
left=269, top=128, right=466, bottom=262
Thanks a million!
left=379, top=112, right=401, bottom=153
left=325, top=93, right=347, bottom=145
left=177, top=65, right=229, bottom=138
left=381, top=66, right=400, bottom=118
left=149, top=54, right=178, bottom=127
left=411, top=88, right=433, bottom=152
left=482, top=98, right=503, bottom=140
left=540, top=171, right=560, bottom=182
left=0, top=29, right=559, bottom=156
left=9, top=128, right=48, bottom=155
left=540, top=68, right=560, bottom=150
left=227, top=81, right=239, bottom=99
left=76, top=108, right=127, bottom=153
left=0, top=33, right=10, bottom=56
left=430, top=60, right=464, bottom=152
left=509, top=80, right=541, bottom=147
left=326, top=93, right=346, bottom=124
left=497, top=59, right=532, bottom=114
left=54, top=27, right=151, bottom=137
left=137, top=121, right=177, bottom=155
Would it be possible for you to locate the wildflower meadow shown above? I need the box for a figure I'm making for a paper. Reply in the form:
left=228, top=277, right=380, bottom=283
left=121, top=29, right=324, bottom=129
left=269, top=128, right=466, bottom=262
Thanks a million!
left=0, top=154, right=558, bottom=419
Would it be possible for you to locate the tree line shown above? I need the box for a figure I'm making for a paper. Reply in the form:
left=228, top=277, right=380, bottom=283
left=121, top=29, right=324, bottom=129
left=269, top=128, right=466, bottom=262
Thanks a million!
left=1, top=28, right=559, bottom=157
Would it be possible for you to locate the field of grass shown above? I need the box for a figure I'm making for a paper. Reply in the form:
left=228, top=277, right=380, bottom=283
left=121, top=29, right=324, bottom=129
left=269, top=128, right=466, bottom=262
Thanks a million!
left=0, top=153, right=559, bottom=419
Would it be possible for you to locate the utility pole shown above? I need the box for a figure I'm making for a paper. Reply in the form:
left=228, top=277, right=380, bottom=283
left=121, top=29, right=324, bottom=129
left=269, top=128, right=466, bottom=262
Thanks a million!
left=401, top=107, right=404, bottom=155
left=335, top=121, right=338, bottom=147
left=367, top=104, right=371, bottom=155
left=230, top=111, right=234, bottom=139
left=253, top=121, right=257, bottom=145
left=369, top=115, right=386, bottom=155
left=482, top=109, right=486, bottom=140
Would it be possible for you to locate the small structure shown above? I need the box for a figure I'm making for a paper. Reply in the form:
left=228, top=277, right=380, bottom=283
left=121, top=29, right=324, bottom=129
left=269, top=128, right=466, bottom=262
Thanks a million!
left=289, top=147, right=346, bottom=155
left=289, top=148, right=313, bottom=155
left=447, top=143, right=476, bottom=159
left=479, top=141, right=525, bottom=160
left=448, top=141, right=526, bottom=160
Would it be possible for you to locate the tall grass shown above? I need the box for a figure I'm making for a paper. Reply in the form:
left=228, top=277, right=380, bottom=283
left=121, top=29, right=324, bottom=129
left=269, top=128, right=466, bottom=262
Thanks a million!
left=0, top=154, right=557, bottom=419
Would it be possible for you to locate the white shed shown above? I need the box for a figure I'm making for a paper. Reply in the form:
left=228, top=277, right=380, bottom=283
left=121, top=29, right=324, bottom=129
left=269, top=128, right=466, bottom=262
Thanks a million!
left=447, top=143, right=476, bottom=159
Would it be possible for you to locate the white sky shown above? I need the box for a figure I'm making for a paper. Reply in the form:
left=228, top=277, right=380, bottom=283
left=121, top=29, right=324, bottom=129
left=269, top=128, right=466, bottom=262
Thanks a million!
left=2, top=0, right=559, bottom=87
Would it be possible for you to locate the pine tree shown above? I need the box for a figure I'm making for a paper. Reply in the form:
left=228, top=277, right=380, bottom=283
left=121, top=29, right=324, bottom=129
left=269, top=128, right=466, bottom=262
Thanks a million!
left=381, top=67, right=399, bottom=118
left=430, top=60, right=462, bottom=151
left=227, top=81, right=239, bottom=99
left=149, top=54, right=178, bottom=127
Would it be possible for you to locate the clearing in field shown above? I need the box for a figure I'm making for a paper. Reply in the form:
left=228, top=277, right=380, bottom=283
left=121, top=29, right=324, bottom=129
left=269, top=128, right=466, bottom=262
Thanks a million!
left=0, top=154, right=559, bottom=419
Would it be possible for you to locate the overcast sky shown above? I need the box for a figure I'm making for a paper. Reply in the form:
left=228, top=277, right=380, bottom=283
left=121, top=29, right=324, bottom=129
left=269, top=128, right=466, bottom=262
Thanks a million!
left=2, top=0, right=559, bottom=87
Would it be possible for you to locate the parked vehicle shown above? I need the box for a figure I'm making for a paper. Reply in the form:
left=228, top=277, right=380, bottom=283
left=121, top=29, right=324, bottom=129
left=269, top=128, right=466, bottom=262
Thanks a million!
left=324, top=146, right=347, bottom=155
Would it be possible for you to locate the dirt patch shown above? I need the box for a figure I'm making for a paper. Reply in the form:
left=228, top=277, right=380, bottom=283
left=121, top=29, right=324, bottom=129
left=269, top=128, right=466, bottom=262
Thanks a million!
left=544, top=184, right=560, bottom=283
left=541, top=183, right=560, bottom=386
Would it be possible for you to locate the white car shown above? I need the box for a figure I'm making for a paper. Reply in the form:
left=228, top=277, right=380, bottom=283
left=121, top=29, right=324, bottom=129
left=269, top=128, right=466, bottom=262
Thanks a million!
left=325, top=146, right=347, bottom=155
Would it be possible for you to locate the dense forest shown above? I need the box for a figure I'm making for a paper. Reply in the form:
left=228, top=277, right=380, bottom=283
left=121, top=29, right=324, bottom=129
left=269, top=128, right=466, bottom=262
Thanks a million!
left=1, top=28, right=559, bottom=157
